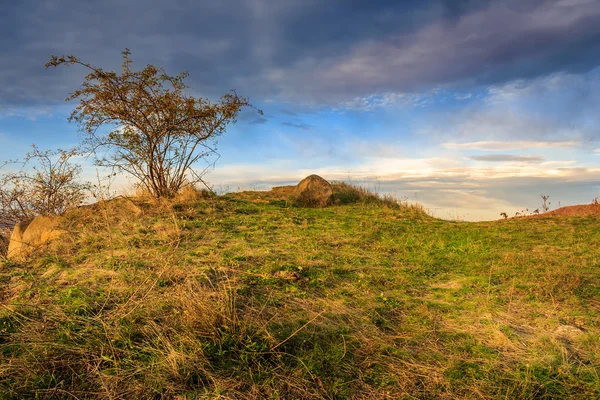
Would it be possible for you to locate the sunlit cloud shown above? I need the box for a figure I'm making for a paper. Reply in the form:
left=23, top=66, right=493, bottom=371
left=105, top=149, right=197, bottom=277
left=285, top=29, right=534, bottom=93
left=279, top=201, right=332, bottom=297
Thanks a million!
left=203, top=158, right=600, bottom=221
left=467, top=154, right=544, bottom=163
left=443, top=141, right=580, bottom=151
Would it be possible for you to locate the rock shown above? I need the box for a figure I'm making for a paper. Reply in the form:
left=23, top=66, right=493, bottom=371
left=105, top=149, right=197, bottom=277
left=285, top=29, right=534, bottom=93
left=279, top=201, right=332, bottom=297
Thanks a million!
left=7, top=216, right=66, bottom=260
left=274, top=270, right=302, bottom=281
left=6, top=219, right=31, bottom=260
left=553, top=325, right=584, bottom=342
left=293, top=175, right=333, bottom=207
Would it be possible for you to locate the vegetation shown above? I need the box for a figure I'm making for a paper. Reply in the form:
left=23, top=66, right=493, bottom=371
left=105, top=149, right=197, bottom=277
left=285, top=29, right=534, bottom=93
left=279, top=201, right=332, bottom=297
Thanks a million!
left=0, top=145, right=88, bottom=225
left=1, top=186, right=599, bottom=399
left=46, top=50, right=259, bottom=198
left=331, top=181, right=401, bottom=207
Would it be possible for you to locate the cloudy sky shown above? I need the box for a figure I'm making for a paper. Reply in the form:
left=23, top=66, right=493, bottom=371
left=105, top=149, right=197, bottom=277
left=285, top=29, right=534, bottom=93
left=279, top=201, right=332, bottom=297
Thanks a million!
left=1, top=0, right=600, bottom=220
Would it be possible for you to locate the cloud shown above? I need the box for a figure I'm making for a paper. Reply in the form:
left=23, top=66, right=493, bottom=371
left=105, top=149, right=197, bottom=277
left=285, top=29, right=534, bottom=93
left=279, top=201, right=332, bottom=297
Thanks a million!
left=336, top=91, right=441, bottom=111
left=468, top=154, right=544, bottom=163
left=248, top=116, right=268, bottom=125
left=206, top=156, right=600, bottom=221
left=237, top=108, right=268, bottom=125
left=443, top=141, right=580, bottom=150
left=281, top=121, right=313, bottom=131
left=415, top=66, right=600, bottom=149
left=262, top=0, right=600, bottom=103
left=0, top=105, right=54, bottom=120
left=2, top=0, right=600, bottom=107
left=455, top=93, right=473, bottom=100
left=540, top=160, right=577, bottom=166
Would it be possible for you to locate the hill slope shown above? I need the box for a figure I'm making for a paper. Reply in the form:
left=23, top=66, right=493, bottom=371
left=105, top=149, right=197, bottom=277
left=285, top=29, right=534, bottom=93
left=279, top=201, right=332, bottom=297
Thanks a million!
left=544, top=202, right=600, bottom=217
left=1, top=191, right=599, bottom=399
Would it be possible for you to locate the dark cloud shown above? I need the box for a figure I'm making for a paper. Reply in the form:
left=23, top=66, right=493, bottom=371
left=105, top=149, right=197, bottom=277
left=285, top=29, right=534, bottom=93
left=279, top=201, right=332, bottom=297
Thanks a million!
left=439, top=0, right=494, bottom=19
left=272, top=0, right=600, bottom=102
left=468, top=154, right=544, bottom=163
left=236, top=108, right=268, bottom=125
left=1, top=0, right=600, bottom=107
left=281, top=121, right=313, bottom=131
left=248, top=116, right=268, bottom=125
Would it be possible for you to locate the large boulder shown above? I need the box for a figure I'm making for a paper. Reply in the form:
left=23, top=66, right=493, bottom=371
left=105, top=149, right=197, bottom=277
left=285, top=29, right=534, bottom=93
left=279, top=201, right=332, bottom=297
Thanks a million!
left=293, top=175, right=333, bottom=207
left=7, top=216, right=66, bottom=260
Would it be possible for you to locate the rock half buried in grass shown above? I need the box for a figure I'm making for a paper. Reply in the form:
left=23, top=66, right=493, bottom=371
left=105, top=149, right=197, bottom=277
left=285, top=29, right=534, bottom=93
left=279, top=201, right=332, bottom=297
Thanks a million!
left=553, top=325, right=584, bottom=342
left=293, top=174, right=333, bottom=207
left=7, top=215, right=66, bottom=260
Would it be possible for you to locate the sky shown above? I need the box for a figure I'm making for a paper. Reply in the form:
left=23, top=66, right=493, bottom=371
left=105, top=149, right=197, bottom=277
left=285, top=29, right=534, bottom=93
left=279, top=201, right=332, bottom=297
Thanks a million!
left=1, top=0, right=600, bottom=220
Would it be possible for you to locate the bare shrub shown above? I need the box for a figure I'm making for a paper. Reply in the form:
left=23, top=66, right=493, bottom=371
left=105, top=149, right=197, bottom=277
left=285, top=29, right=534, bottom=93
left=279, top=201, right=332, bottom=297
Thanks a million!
left=540, top=195, right=551, bottom=213
left=0, top=145, right=89, bottom=225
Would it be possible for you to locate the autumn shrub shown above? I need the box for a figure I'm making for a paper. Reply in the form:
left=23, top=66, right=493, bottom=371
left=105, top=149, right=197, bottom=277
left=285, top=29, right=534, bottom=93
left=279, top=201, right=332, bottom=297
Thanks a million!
left=46, top=50, right=260, bottom=198
left=0, top=145, right=89, bottom=225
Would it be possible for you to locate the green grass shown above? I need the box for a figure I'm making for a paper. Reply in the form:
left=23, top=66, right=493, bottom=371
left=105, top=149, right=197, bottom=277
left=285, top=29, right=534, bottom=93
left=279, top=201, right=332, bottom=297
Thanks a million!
left=0, top=189, right=599, bottom=399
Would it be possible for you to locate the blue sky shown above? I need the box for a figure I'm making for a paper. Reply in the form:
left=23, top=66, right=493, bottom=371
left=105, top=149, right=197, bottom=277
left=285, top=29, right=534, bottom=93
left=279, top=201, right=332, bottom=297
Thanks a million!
left=1, top=0, right=600, bottom=220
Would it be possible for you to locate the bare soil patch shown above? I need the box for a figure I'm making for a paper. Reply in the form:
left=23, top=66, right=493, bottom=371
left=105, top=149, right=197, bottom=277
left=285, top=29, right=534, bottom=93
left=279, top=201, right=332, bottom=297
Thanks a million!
left=543, top=203, right=600, bottom=217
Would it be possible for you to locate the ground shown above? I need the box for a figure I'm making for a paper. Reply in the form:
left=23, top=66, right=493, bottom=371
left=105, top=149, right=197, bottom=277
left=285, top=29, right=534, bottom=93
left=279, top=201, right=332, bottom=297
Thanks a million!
left=0, top=187, right=599, bottom=399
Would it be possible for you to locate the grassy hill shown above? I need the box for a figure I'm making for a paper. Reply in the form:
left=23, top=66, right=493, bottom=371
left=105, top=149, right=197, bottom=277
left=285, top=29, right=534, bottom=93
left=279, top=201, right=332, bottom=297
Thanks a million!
left=1, top=186, right=599, bottom=399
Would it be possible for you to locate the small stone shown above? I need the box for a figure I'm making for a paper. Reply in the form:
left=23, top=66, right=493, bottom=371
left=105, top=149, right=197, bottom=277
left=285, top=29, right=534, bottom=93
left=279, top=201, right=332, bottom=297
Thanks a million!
left=553, top=325, right=584, bottom=342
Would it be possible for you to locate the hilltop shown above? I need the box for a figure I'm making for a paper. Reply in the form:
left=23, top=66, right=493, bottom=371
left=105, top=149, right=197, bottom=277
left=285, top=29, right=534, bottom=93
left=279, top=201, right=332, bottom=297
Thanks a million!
left=539, top=202, right=600, bottom=217
left=1, top=184, right=599, bottom=399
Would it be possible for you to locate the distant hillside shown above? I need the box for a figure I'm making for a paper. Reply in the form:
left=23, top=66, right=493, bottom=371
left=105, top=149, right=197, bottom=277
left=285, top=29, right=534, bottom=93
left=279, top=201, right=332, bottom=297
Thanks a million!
left=1, top=187, right=599, bottom=399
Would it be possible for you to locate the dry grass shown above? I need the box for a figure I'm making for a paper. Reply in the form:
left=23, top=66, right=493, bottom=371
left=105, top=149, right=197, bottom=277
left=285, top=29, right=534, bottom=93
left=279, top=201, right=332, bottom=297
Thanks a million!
left=0, top=184, right=599, bottom=399
left=0, top=228, right=10, bottom=258
left=331, top=181, right=425, bottom=214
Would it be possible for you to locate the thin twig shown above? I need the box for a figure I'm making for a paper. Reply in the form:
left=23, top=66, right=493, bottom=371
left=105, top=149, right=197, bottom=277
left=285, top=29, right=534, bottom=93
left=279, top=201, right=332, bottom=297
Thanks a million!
left=270, top=311, right=325, bottom=351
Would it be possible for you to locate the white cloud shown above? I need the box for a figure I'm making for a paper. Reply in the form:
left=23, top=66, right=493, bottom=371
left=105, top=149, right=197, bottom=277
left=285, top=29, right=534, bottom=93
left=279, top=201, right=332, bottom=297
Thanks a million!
left=417, top=69, right=600, bottom=148
left=540, top=160, right=577, bottom=166
left=467, top=154, right=544, bottom=163
left=0, top=105, right=54, bottom=120
left=443, top=141, right=580, bottom=150
left=335, top=91, right=439, bottom=111
left=210, top=155, right=597, bottom=187
left=203, top=156, right=600, bottom=221
left=455, top=93, right=472, bottom=100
